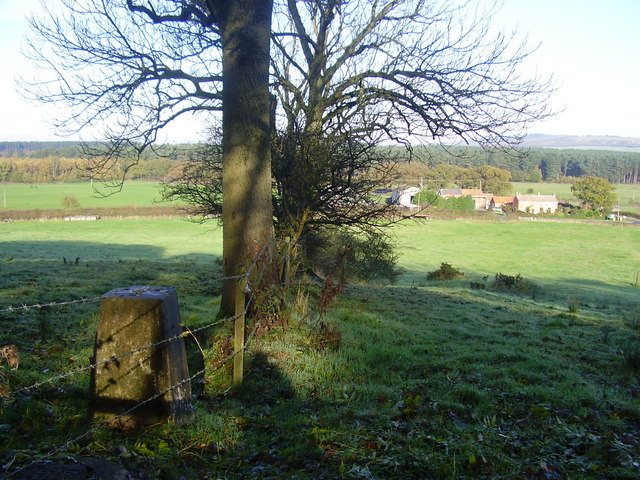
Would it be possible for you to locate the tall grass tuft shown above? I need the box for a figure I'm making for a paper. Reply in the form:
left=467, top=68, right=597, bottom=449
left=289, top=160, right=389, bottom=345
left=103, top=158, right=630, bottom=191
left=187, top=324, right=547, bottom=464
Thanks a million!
left=622, top=338, right=640, bottom=370
left=625, top=305, right=640, bottom=332
left=567, top=297, right=580, bottom=314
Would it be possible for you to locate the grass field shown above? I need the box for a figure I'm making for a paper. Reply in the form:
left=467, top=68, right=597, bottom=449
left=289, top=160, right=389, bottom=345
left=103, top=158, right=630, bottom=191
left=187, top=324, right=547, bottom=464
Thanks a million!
left=2, top=180, right=639, bottom=214
left=1, top=218, right=640, bottom=478
left=394, top=219, right=640, bottom=306
left=1, top=181, right=173, bottom=210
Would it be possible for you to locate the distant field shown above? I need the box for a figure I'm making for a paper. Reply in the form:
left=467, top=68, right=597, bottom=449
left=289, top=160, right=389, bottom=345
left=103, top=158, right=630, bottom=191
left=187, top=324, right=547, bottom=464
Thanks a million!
left=0, top=217, right=221, bottom=261
left=512, top=181, right=640, bottom=214
left=0, top=181, right=174, bottom=210
left=3, top=180, right=638, bottom=215
left=1, top=217, right=637, bottom=306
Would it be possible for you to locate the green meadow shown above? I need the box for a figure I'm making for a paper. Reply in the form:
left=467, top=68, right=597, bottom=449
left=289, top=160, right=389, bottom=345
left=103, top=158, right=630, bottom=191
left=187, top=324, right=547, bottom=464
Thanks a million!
left=395, top=219, right=640, bottom=305
left=1, top=181, right=171, bottom=210
left=1, top=180, right=639, bottom=214
left=1, top=218, right=640, bottom=478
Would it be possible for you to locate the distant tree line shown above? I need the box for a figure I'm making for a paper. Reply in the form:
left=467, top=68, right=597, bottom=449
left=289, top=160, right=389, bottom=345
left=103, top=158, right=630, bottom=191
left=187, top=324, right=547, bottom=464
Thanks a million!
left=0, top=157, right=181, bottom=183
left=398, top=146, right=640, bottom=184
left=1, top=142, right=638, bottom=185
left=0, top=142, right=198, bottom=161
left=0, top=142, right=198, bottom=182
left=0, top=141, right=85, bottom=157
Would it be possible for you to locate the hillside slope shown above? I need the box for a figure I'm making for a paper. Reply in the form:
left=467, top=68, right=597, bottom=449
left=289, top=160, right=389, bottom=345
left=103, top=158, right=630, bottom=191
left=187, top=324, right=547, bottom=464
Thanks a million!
left=524, top=134, right=640, bottom=150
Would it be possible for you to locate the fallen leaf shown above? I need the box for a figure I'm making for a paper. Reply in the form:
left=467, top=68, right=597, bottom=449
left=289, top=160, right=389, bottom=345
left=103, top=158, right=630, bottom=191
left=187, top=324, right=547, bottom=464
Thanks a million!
left=0, top=345, right=19, bottom=370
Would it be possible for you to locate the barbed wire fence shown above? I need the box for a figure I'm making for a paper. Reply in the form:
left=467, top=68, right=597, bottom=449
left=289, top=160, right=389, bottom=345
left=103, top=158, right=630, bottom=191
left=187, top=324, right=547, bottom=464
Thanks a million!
left=0, top=237, right=292, bottom=478
left=0, top=273, right=247, bottom=315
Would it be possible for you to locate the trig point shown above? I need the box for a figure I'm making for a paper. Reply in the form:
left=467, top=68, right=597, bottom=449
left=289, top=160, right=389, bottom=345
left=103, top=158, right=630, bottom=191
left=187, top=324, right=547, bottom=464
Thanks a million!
left=90, top=286, right=193, bottom=427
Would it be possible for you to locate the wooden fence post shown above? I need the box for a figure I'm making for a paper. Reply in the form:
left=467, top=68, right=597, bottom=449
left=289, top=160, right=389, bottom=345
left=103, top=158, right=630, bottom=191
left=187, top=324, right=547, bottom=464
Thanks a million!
left=233, top=269, right=246, bottom=386
left=281, top=236, right=291, bottom=286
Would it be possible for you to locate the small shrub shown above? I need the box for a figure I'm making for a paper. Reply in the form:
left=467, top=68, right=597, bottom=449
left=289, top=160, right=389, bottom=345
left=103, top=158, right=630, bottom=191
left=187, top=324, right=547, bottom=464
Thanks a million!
left=305, top=228, right=399, bottom=284
left=61, top=195, right=81, bottom=210
left=427, top=262, right=464, bottom=280
left=491, top=273, right=536, bottom=294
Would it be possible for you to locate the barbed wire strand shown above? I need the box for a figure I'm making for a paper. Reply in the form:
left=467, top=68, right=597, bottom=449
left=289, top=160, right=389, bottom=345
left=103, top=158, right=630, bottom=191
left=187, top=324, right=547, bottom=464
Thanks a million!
left=6, top=305, right=264, bottom=479
left=5, top=312, right=242, bottom=398
left=0, top=274, right=247, bottom=315
left=1, top=235, right=281, bottom=315
left=173, top=273, right=246, bottom=291
left=0, top=296, right=103, bottom=315
left=4, top=268, right=260, bottom=397
left=3, top=242, right=277, bottom=477
left=245, top=237, right=278, bottom=281
left=2, top=253, right=272, bottom=397
left=5, top=346, right=242, bottom=478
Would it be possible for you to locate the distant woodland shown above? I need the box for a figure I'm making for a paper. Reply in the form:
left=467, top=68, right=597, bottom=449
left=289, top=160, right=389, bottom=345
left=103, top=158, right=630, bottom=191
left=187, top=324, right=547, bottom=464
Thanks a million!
left=1, top=141, right=638, bottom=184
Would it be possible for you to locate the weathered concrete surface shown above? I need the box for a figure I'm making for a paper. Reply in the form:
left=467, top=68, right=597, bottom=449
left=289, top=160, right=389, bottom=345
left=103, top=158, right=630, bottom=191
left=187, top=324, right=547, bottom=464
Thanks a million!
left=90, top=286, right=193, bottom=427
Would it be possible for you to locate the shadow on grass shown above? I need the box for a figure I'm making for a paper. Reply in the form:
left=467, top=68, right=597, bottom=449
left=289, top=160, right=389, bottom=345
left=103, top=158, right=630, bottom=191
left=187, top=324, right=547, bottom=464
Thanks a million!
left=0, top=240, right=223, bottom=298
left=3, top=241, right=640, bottom=479
left=222, top=352, right=332, bottom=477
left=195, top=280, right=640, bottom=479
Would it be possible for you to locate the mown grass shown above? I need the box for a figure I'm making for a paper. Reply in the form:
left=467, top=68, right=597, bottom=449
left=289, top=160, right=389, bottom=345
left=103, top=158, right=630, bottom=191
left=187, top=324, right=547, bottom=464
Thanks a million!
left=1, top=218, right=640, bottom=479
left=1, top=181, right=173, bottom=210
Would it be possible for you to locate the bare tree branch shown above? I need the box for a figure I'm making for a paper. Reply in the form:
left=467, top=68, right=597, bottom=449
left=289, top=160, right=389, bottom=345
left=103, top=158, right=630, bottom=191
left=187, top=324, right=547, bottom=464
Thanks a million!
left=272, top=0, right=555, bottom=149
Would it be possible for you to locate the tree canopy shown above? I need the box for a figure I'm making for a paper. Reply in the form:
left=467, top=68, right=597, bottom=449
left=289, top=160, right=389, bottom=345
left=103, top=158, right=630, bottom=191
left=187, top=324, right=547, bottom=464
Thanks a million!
left=272, top=0, right=554, bottom=148
left=27, top=0, right=277, bottom=315
left=25, top=0, right=554, bottom=166
left=571, top=176, right=617, bottom=211
left=25, top=0, right=557, bottom=301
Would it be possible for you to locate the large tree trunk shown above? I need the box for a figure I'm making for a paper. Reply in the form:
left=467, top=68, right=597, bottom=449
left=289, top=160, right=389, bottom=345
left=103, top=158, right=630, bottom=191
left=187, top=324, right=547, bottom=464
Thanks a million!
left=217, top=0, right=275, bottom=317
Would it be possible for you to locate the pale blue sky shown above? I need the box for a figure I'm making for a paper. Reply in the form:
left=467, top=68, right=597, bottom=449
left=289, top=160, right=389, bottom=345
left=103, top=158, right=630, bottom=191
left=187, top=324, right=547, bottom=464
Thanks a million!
left=0, top=0, right=638, bottom=141
left=495, top=0, right=640, bottom=139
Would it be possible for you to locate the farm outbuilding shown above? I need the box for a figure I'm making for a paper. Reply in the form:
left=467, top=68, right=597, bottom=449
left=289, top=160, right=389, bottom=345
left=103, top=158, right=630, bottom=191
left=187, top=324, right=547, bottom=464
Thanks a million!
left=437, top=188, right=463, bottom=198
left=389, top=186, right=421, bottom=208
left=489, top=196, right=515, bottom=211
left=437, top=188, right=491, bottom=210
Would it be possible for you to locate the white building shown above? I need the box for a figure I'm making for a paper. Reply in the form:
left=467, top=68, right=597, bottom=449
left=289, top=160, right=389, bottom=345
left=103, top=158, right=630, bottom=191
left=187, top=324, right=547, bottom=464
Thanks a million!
left=390, top=186, right=421, bottom=208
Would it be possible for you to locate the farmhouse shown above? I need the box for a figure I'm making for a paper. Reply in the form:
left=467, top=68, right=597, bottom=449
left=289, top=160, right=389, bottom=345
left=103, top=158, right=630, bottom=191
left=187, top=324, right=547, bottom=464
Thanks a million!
left=513, top=193, right=558, bottom=214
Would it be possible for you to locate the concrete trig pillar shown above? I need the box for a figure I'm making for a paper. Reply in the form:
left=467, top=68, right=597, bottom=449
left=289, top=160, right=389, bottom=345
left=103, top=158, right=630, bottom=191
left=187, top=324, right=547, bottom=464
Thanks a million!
left=90, top=286, right=193, bottom=427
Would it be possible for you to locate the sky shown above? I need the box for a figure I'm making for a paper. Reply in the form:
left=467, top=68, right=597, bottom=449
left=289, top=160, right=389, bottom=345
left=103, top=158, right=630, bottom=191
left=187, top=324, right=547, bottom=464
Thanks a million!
left=0, top=0, right=639, bottom=142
